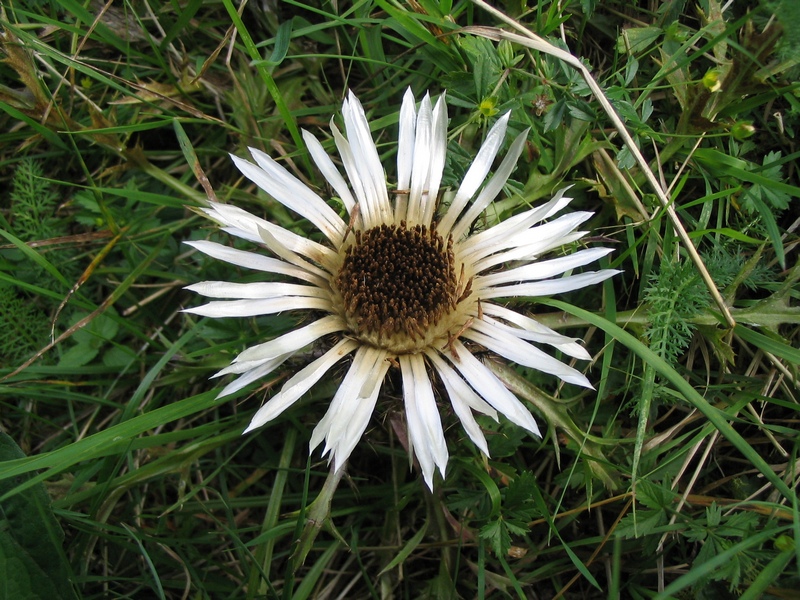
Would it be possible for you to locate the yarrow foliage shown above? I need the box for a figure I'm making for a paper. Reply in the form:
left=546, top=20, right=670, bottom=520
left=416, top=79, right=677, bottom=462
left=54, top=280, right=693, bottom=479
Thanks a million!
left=185, top=90, right=618, bottom=489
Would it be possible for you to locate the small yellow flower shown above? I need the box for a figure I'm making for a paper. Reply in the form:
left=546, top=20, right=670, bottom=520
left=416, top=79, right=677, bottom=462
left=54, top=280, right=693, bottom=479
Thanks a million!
left=702, top=69, right=722, bottom=93
left=478, top=97, right=499, bottom=118
left=731, top=121, right=756, bottom=140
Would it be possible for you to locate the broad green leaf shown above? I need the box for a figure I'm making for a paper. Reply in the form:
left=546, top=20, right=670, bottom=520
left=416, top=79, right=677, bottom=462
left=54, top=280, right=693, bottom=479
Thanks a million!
left=0, top=433, right=76, bottom=600
left=57, top=343, right=99, bottom=368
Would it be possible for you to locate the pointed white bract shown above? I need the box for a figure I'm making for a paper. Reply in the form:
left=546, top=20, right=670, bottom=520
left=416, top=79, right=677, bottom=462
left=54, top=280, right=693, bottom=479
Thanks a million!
left=310, top=346, right=390, bottom=473
left=438, top=111, right=510, bottom=238
left=401, top=354, right=449, bottom=489
left=185, top=89, right=618, bottom=490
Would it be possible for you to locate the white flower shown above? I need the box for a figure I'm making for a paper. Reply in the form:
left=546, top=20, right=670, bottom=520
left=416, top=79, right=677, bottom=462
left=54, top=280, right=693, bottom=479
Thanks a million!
left=185, top=90, right=619, bottom=490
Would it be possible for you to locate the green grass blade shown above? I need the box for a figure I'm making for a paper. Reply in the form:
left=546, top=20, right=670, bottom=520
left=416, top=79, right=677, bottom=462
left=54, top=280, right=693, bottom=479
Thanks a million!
left=541, top=299, right=796, bottom=502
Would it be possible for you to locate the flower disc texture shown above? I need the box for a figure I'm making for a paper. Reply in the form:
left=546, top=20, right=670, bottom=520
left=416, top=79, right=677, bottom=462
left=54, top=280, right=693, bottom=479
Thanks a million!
left=185, top=90, right=619, bottom=489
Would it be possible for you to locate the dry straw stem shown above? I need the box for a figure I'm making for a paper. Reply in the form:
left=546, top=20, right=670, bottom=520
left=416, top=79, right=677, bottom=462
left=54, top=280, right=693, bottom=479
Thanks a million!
left=466, top=0, right=736, bottom=329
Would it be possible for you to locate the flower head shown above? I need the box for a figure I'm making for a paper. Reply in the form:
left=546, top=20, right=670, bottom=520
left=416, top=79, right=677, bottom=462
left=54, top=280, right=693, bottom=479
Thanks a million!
left=185, top=90, right=618, bottom=489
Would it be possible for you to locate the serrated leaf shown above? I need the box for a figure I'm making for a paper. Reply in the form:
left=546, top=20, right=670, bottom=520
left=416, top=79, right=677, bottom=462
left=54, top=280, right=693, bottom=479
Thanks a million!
left=504, top=471, right=537, bottom=508
left=485, top=420, right=527, bottom=458
left=682, top=526, right=708, bottom=543
left=706, top=503, right=722, bottom=527
left=635, top=479, right=678, bottom=510
left=503, top=518, right=530, bottom=537
left=616, top=144, right=636, bottom=170
left=617, top=26, right=662, bottom=54
left=757, top=151, right=791, bottom=210
left=480, top=519, right=511, bottom=557
left=460, top=36, right=502, bottom=99
left=617, top=509, right=667, bottom=539
left=716, top=511, right=759, bottom=538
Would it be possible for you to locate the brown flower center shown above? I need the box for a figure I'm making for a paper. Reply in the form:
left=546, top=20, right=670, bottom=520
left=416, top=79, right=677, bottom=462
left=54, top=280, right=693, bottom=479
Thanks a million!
left=335, top=223, right=459, bottom=351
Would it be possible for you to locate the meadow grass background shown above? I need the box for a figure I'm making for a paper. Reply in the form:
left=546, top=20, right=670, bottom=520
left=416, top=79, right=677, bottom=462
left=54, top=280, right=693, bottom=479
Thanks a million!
left=1, top=0, right=799, bottom=598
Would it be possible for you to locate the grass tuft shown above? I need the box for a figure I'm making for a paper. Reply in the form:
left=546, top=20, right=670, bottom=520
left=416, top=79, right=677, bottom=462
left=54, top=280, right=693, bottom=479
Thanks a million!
left=1, top=1, right=798, bottom=597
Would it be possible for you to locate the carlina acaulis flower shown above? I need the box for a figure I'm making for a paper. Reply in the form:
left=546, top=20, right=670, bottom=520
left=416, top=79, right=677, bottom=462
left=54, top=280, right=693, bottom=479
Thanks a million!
left=184, top=89, right=619, bottom=490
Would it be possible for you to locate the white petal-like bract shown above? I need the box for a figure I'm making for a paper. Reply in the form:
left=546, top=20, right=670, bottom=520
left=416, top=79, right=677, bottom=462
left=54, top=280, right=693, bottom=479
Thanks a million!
left=185, top=89, right=617, bottom=489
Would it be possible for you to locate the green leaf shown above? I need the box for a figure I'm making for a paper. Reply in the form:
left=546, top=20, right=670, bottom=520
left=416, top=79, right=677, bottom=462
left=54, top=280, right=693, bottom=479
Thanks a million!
left=617, top=26, right=662, bottom=54
left=462, top=37, right=502, bottom=100
left=379, top=521, right=428, bottom=576
left=739, top=549, right=794, bottom=600
left=567, top=99, right=595, bottom=122
left=740, top=151, right=792, bottom=212
left=160, top=0, right=204, bottom=50
left=57, top=343, right=99, bottom=368
left=734, top=325, right=800, bottom=364
left=479, top=518, right=511, bottom=557
left=529, top=481, right=602, bottom=590
left=262, top=19, right=293, bottom=67
left=503, top=517, right=530, bottom=537
left=635, top=479, right=679, bottom=511
left=504, top=471, right=537, bottom=509
left=0, top=433, right=76, bottom=600
left=72, top=311, right=119, bottom=346
left=616, top=509, right=669, bottom=539
left=542, top=98, right=567, bottom=132
left=706, top=503, right=722, bottom=528
left=694, top=148, right=800, bottom=199
left=102, top=345, right=138, bottom=368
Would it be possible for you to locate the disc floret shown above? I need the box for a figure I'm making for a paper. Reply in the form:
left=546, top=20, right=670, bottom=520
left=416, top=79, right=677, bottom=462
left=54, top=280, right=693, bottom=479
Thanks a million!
left=335, top=222, right=469, bottom=353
